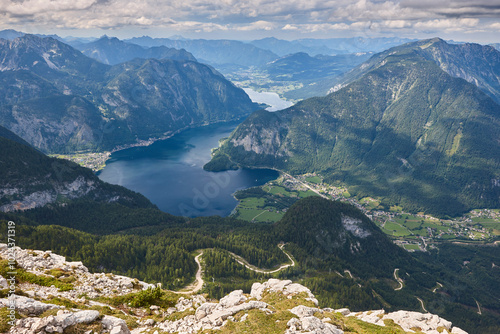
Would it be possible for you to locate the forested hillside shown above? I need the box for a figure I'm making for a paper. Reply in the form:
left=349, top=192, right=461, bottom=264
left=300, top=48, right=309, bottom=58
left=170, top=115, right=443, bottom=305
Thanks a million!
left=209, top=41, right=500, bottom=216
left=0, top=35, right=257, bottom=153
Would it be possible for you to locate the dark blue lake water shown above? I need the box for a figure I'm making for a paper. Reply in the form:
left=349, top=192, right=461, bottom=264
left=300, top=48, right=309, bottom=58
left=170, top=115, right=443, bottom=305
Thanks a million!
left=98, top=121, right=279, bottom=217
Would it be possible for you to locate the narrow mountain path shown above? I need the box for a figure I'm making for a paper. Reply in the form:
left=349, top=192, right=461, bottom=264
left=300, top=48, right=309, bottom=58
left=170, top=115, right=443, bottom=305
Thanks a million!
left=394, top=268, right=404, bottom=291
left=228, top=243, right=296, bottom=274
left=344, top=269, right=354, bottom=279
left=175, top=251, right=204, bottom=294
left=416, top=297, right=428, bottom=313
left=475, top=299, right=482, bottom=315
left=432, top=282, right=443, bottom=293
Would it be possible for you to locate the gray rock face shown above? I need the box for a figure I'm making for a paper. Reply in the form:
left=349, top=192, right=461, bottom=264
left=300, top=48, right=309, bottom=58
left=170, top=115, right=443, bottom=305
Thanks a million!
left=346, top=309, right=466, bottom=334
left=0, top=275, right=8, bottom=289
left=341, top=215, right=371, bottom=238
left=0, top=176, right=98, bottom=212
left=9, top=309, right=100, bottom=333
left=384, top=311, right=452, bottom=333
left=158, top=290, right=268, bottom=333
left=451, top=327, right=468, bottom=334
left=290, top=305, right=321, bottom=318
left=219, top=289, right=247, bottom=308
left=0, top=244, right=155, bottom=302
left=102, top=315, right=131, bottom=334
left=251, top=278, right=318, bottom=305
left=285, top=315, right=344, bottom=334
left=0, top=295, right=62, bottom=316
left=175, top=295, right=206, bottom=312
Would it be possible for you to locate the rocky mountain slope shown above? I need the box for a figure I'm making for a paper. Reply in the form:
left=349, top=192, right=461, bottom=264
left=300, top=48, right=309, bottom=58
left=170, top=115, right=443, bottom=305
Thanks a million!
left=0, top=244, right=468, bottom=334
left=334, top=38, right=500, bottom=104
left=208, top=39, right=500, bottom=216
left=0, top=35, right=257, bottom=153
left=0, top=125, right=154, bottom=213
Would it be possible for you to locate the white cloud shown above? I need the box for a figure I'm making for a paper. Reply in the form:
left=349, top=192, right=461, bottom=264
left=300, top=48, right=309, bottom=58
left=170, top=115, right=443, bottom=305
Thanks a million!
left=236, top=20, right=275, bottom=31
left=0, top=0, right=498, bottom=39
left=0, top=0, right=97, bottom=16
left=489, top=22, right=500, bottom=30
left=414, top=18, right=480, bottom=31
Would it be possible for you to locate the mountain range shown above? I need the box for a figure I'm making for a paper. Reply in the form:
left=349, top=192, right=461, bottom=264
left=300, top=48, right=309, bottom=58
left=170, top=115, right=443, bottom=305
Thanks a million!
left=126, top=36, right=279, bottom=67
left=0, top=34, right=257, bottom=153
left=250, top=36, right=416, bottom=56
left=73, top=36, right=196, bottom=65
left=333, top=38, right=500, bottom=105
left=207, top=38, right=500, bottom=216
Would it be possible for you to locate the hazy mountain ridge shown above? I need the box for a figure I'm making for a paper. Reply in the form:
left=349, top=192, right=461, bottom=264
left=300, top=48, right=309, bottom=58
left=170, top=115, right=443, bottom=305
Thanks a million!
left=209, top=41, right=500, bottom=216
left=126, top=36, right=279, bottom=66
left=263, top=52, right=372, bottom=82
left=0, top=35, right=257, bottom=153
left=74, top=36, right=197, bottom=65
left=250, top=36, right=416, bottom=56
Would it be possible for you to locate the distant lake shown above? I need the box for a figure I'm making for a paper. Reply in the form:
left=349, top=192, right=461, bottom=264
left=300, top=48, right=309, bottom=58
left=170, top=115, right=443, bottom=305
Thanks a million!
left=98, top=121, right=279, bottom=217
left=243, top=88, right=294, bottom=111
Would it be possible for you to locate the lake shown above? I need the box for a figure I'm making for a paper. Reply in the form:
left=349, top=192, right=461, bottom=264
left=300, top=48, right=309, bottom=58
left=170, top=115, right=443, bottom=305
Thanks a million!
left=243, top=88, right=294, bottom=111
left=98, top=120, right=279, bottom=217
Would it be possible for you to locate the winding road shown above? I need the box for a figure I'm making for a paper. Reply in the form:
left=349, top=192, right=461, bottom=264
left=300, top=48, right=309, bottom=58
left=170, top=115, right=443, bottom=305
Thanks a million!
left=175, top=244, right=296, bottom=294
left=432, top=282, right=443, bottom=293
left=394, top=268, right=404, bottom=291
left=228, top=244, right=296, bottom=274
left=175, top=252, right=205, bottom=294
left=416, top=297, right=428, bottom=312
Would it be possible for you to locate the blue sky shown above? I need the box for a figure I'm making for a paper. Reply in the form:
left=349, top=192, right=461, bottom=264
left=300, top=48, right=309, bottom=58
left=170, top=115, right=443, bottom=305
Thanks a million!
left=1, top=0, right=499, bottom=42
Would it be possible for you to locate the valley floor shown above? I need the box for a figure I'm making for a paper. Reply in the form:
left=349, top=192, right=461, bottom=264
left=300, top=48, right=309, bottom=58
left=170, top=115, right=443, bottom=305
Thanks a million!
left=231, top=172, right=500, bottom=251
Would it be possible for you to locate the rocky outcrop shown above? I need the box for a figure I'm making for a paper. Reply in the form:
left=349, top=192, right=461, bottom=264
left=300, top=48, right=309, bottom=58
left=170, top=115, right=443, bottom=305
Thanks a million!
left=158, top=290, right=269, bottom=333
left=0, top=244, right=155, bottom=302
left=11, top=310, right=101, bottom=334
left=341, top=308, right=466, bottom=334
left=0, top=295, right=62, bottom=316
left=286, top=316, right=343, bottom=334
left=250, top=278, right=318, bottom=305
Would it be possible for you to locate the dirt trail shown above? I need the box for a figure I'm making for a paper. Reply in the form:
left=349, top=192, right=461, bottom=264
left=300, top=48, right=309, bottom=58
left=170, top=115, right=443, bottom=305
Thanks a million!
left=173, top=244, right=296, bottom=294
left=175, top=252, right=204, bottom=294
left=394, top=268, right=404, bottom=291
left=229, top=244, right=295, bottom=274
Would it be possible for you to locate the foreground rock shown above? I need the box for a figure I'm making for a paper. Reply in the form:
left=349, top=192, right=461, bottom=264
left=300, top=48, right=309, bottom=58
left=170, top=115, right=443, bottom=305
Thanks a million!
left=0, top=244, right=155, bottom=301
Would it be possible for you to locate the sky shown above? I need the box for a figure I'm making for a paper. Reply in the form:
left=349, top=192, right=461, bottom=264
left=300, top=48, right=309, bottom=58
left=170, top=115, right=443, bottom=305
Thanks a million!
left=0, top=0, right=499, bottom=43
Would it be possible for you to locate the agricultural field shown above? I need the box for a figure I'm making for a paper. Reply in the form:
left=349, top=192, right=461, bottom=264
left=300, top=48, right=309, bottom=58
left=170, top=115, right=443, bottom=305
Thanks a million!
left=305, top=175, right=322, bottom=184
left=232, top=179, right=318, bottom=223
left=231, top=173, right=500, bottom=247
